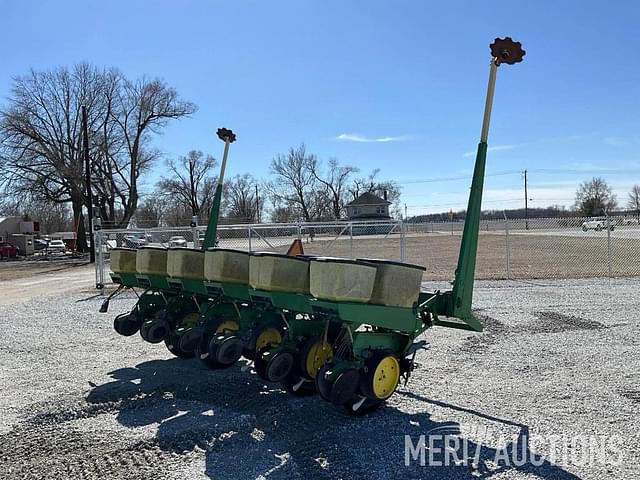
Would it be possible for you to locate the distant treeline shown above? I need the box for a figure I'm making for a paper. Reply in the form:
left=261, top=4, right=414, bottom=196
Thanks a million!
left=408, top=206, right=639, bottom=223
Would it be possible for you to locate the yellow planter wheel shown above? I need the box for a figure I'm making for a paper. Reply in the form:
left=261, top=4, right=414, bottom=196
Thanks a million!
left=216, top=319, right=239, bottom=333
left=255, top=327, right=283, bottom=352
left=181, top=312, right=201, bottom=327
left=300, top=336, right=333, bottom=379
left=363, top=352, right=400, bottom=401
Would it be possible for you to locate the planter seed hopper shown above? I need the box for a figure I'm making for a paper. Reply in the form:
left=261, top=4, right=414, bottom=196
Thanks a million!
left=103, top=38, right=525, bottom=414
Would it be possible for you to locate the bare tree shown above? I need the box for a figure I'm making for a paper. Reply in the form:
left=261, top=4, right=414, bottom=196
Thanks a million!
left=224, top=174, right=258, bottom=223
left=628, top=184, right=640, bottom=219
left=574, top=177, right=617, bottom=216
left=0, top=194, right=72, bottom=233
left=269, top=202, right=298, bottom=223
left=269, top=144, right=317, bottom=222
left=0, top=64, right=195, bottom=249
left=132, top=196, right=164, bottom=228
left=155, top=150, right=217, bottom=221
left=308, top=157, right=358, bottom=219
left=96, top=73, right=196, bottom=227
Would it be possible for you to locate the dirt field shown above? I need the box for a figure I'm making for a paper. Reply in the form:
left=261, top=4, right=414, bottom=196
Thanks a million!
left=0, top=257, right=90, bottom=282
left=298, top=233, right=640, bottom=280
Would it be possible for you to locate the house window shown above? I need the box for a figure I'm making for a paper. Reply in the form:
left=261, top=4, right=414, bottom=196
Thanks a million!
left=352, top=207, right=360, bottom=215
left=376, top=206, right=385, bottom=214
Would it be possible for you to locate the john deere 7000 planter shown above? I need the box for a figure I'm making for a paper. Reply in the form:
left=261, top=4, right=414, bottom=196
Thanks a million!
left=103, top=38, right=525, bottom=414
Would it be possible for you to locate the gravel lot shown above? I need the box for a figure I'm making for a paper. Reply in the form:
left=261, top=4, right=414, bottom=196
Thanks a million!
left=0, top=278, right=639, bottom=479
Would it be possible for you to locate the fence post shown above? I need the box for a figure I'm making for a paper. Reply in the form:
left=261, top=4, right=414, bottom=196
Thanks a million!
left=248, top=226, right=252, bottom=252
left=400, top=220, right=406, bottom=261
left=93, top=217, right=104, bottom=290
left=349, top=222, right=353, bottom=258
left=191, top=216, right=199, bottom=249
left=606, top=212, right=612, bottom=277
left=503, top=211, right=511, bottom=279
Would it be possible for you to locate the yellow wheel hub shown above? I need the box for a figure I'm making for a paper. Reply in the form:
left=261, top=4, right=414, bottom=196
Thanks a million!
left=255, top=327, right=282, bottom=352
left=305, top=340, right=333, bottom=378
left=216, top=320, right=239, bottom=333
left=372, top=355, right=400, bottom=400
left=182, top=313, right=201, bottom=327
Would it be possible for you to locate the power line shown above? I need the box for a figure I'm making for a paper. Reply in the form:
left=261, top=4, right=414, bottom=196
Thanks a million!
left=398, top=167, right=640, bottom=186
left=397, top=170, right=521, bottom=185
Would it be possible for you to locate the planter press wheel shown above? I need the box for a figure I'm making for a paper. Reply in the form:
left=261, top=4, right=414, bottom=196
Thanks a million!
left=195, top=318, right=241, bottom=369
left=298, top=336, right=333, bottom=380
left=207, top=334, right=244, bottom=368
left=164, top=312, right=201, bottom=359
left=264, top=351, right=295, bottom=382
left=113, top=311, right=141, bottom=337
left=140, top=310, right=169, bottom=344
left=243, top=323, right=284, bottom=360
left=361, top=351, right=401, bottom=401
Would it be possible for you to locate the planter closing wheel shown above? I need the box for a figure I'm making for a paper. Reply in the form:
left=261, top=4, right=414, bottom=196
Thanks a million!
left=281, top=371, right=316, bottom=396
left=315, top=362, right=335, bottom=402
left=361, top=351, right=401, bottom=401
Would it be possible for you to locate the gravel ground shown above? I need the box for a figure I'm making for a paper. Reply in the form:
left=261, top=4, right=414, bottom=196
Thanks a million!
left=0, top=278, right=639, bottom=479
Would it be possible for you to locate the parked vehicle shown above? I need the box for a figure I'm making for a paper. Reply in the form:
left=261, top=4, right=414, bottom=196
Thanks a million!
left=0, top=242, right=18, bottom=259
left=168, top=236, right=187, bottom=248
left=47, top=239, right=66, bottom=253
left=581, top=218, right=614, bottom=232
left=122, top=234, right=149, bottom=249
left=33, top=239, right=48, bottom=250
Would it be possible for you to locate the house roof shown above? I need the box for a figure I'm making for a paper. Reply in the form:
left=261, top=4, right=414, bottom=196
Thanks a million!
left=346, top=192, right=391, bottom=206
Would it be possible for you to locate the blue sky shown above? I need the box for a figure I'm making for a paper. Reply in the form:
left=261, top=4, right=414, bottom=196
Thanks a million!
left=2, top=0, right=639, bottom=215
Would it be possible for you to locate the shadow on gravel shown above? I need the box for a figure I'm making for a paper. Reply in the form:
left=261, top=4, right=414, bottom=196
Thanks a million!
left=82, top=358, right=581, bottom=480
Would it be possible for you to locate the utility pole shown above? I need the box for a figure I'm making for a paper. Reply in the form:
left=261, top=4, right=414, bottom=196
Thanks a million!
left=255, top=184, right=260, bottom=223
left=404, top=203, right=407, bottom=221
left=82, top=105, right=95, bottom=263
left=524, top=169, right=529, bottom=230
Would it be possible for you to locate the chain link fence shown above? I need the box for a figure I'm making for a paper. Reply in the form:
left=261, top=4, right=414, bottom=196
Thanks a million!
left=94, top=221, right=405, bottom=287
left=404, top=214, right=640, bottom=280
left=94, top=216, right=640, bottom=287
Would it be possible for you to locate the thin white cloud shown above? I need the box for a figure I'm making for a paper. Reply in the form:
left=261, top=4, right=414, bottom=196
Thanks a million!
left=335, top=133, right=409, bottom=143
left=462, top=144, right=519, bottom=157
left=603, top=137, right=628, bottom=147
